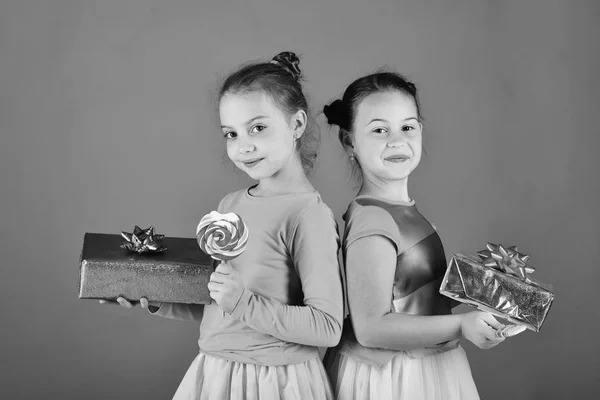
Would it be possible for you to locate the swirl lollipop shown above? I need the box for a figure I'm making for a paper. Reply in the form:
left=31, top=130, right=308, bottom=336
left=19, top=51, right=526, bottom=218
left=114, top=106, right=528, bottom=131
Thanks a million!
left=196, top=211, right=249, bottom=262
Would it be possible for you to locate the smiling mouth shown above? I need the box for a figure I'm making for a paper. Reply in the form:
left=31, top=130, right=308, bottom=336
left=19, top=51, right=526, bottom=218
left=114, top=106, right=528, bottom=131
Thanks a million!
left=384, top=155, right=410, bottom=163
left=241, top=158, right=264, bottom=167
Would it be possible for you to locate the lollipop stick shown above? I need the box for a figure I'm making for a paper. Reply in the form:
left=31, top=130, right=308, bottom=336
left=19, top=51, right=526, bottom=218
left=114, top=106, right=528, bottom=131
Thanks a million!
left=218, top=260, right=226, bottom=318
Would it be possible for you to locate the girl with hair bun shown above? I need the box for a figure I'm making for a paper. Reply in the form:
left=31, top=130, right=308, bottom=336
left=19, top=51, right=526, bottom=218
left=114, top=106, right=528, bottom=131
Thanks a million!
left=106, top=52, right=343, bottom=400
left=323, top=71, right=506, bottom=400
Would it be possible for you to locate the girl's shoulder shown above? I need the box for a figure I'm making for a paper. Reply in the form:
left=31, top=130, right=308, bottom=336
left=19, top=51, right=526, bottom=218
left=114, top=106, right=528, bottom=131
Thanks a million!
left=286, top=191, right=336, bottom=230
left=343, top=195, right=406, bottom=228
left=342, top=198, right=402, bottom=252
left=216, top=188, right=247, bottom=213
left=286, top=193, right=339, bottom=252
left=218, top=187, right=334, bottom=226
left=343, top=196, right=437, bottom=256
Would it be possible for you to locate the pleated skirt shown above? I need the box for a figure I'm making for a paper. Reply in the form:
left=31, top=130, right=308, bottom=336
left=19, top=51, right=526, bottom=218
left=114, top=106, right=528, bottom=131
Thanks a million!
left=325, top=345, right=480, bottom=400
left=172, top=352, right=334, bottom=400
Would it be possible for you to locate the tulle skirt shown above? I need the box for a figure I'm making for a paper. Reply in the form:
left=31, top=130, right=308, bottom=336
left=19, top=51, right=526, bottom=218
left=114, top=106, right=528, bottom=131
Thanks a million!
left=325, top=345, right=479, bottom=400
left=172, top=352, right=334, bottom=400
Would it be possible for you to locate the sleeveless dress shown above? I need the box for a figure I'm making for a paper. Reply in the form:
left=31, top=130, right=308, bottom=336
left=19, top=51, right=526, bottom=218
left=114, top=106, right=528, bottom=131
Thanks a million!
left=324, top=195, right=480, bottom=400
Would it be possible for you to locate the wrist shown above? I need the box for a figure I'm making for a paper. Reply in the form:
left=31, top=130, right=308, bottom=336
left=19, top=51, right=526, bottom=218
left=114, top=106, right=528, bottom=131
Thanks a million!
left=457, top=313, right=467, bottom=339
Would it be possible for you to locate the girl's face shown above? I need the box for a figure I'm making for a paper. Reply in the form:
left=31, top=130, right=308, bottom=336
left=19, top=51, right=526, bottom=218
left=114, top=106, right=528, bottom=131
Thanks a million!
left=219, top=92, right=303, bottom=181
left=351, top=90, right=422, bottom=184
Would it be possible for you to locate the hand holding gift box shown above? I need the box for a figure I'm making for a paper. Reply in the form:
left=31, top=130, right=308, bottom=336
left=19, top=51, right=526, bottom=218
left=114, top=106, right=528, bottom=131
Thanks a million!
left=439, top=242, right=554, bottom=332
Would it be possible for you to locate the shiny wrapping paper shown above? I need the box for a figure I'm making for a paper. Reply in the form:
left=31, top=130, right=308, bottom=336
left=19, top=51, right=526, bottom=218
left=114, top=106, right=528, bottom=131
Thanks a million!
left=79, top=233, right=214, bottom=304
left=439, top=244, right=554, bottom=332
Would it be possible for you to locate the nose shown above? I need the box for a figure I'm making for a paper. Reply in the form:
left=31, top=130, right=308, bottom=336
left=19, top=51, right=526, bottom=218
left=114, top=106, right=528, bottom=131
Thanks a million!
left=237, top=138, right=256, bottom=155
left=386, top=130, right=408, bottom=148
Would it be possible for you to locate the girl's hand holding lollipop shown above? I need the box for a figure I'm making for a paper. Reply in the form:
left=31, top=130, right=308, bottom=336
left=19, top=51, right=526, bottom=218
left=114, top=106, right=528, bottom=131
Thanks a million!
left=196, top=211, right=249, bottom=314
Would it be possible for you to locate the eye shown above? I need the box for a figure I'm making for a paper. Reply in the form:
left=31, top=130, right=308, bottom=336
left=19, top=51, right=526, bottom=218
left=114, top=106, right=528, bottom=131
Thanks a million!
left=402, top=125, right=416, bottom=132
left=250, top=124, right=266, bottom=134
left=223, top=131, right=237, bottom=139
left=372, top=127, right=388, bottom=135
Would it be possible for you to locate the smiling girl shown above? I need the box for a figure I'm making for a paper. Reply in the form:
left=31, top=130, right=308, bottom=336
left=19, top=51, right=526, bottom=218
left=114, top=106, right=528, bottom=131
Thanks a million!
left=107, top=52, right=343, bottom=400
left=322, top=72, right=505, bottom=400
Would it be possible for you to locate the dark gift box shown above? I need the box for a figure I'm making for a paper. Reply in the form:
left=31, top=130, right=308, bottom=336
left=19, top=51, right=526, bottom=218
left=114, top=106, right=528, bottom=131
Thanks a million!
left=79, top=232, right=214, bottom=304
left=439, top=243, right=554, bottom=332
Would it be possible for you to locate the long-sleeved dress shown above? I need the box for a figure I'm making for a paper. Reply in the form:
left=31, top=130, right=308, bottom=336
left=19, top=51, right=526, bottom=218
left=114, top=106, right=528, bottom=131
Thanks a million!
left=151, top=187, right=344, bottom=400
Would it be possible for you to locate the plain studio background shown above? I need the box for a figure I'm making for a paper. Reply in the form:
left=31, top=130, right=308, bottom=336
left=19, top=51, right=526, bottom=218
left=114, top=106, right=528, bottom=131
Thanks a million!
left=1, top=0, right=598, bottom=399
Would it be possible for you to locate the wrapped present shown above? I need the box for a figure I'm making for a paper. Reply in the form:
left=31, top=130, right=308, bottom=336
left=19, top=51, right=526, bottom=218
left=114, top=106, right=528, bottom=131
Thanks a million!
left=79, top=227, right=214, bottom=304
left=439, top=243, right=554, bottom=332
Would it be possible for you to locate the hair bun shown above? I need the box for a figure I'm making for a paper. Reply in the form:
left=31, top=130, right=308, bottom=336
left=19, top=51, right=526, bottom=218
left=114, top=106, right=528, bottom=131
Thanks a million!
left=405, top=81, right=417, bottom=95
left=271, top=52, right=302, bottom=81
left=323, top=99, right=346, bottom=127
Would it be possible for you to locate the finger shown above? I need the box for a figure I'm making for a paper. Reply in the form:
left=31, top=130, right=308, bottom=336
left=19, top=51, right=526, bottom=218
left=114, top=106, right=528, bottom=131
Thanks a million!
left=488, top=335, right=505, bottom=344
left=215, top=263, right=233, bottom=274
left=496, top=324, right=526, bottom=338
left=483, top=326, right=502, bottom=341
left=208, top=282, right=221, bottom=292
left=140, top=297, right=149, bottom=309
left=209, top=272, right=227, bottom=284
left=485, top=338, right=504, bottom=349
left=481, top=313, right=504, bottom=330
left=476, top=341, right=490, bottom=350
left=99, top=299, right=121, bottom=305
left=481, top=336, right=504, bottom=349
left=209, top=291, right=219, bottom=302
left=117, top=297, right=133, bottom=308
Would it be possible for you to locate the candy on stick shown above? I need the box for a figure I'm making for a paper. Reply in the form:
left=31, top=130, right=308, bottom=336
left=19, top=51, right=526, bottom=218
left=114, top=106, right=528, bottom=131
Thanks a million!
left=196, top=211, right=248, bottom=316
left=196, top=211, right=249, bottom=262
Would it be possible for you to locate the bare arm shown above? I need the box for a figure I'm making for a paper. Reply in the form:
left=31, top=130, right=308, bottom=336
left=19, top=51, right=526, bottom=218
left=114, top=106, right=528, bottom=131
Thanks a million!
left=346, top=235, right=464, bottom=350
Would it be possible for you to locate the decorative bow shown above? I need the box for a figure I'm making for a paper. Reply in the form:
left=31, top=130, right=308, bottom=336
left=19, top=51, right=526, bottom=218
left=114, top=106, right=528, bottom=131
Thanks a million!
left=121, top=225, right=167, bottom=253
left=477, top=242, right=535, bottom=282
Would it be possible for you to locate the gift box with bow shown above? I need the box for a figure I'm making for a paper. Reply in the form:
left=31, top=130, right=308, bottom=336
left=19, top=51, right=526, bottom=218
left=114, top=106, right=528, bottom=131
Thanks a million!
left=439, top=243, right=554, bottom=332
left=78, top=226, right=214, bottom=304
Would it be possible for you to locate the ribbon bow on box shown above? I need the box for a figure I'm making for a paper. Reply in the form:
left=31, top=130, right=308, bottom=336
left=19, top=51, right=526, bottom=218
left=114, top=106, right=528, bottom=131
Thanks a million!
left=477, top=243, right=534, bottom=281
left=476, top=242, right=553, bottom=291
left=121, top=225, right=167, bottom=253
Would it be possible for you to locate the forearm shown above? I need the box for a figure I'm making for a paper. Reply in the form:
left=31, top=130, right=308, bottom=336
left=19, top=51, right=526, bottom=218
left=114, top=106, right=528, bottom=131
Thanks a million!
left=230, top=289, right=342, bottom=347
left=148, top=302, right=205, bottom=321
left=354, top=312, right=463, bottom=350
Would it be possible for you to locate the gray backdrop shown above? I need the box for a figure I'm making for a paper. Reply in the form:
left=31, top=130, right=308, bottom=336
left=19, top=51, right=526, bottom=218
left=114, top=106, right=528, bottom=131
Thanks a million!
left=1, top=0, right=598, bottom=399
